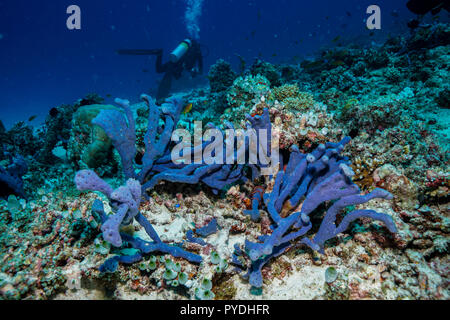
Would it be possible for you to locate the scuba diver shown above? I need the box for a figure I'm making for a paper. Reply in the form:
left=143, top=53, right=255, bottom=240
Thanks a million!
left=117, top=38, right=203, bottom=102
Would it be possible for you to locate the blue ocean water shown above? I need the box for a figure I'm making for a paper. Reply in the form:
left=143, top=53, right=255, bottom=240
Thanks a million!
left=0, top=0, right=435, bottom=128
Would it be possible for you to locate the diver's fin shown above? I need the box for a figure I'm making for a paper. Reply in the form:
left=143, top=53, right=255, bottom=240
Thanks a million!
left=116, top=49, right=162, bottom=56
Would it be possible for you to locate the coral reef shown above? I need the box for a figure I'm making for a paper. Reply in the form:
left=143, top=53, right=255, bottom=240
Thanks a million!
left=68, top=104, right=117, bottom=171
left=0, top=21, right=449, bottom=301
left=208, top=59, right=237, bottom=93
left=0, top=122, right=39, bottom=158
left=250, top=59, right=282, bottom=87
left=226, top=74, right=272, bottom=111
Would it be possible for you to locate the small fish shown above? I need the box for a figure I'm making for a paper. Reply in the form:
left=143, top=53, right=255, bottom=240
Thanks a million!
left=183, top=103, right=193, bottom=114
left=251, top=30, right=256, bottom=37
left=432, top=15, right=441, bottom=21
left=325, top=16, right=330, bottom=20
left=346, top=11, right=352, bottom=17
left=28, top=115, right=37, bottom=122
left=235, top=53, right=246, bottom=74
left=272, top=53, right=277, bottom=57
left=391, top=10, right=399, bottom=17
left=332, top=35, right=341, bottom=43
left=301, top=60, right=323, bottom=70
left=49, top=108, right=59, bottom=117
left=106, top=94, right=112, bottom=98
left=331, top=60, right=345, bottom=67
left=142, top=69, right=149, bottom=73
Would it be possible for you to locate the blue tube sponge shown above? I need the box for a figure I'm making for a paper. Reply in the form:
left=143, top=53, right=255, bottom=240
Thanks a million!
left=244, top=137, right=397, bottom=289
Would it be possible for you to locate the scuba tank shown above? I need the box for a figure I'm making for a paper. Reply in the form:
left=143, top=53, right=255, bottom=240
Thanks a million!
left=170, top=39, right=192, bottom=63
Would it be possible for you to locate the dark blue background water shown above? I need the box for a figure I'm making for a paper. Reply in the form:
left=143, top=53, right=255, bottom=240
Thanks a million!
left=0, top=1, right=425, bottom=128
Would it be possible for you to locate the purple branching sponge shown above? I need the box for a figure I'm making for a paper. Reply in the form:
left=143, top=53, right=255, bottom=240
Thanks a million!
left=91, top=95, right=185, bottom=183
left=74, top=95, right=231, bottom=271
left=243, top=137, right=398, bottom=289
left=89, top=94, right=252, bottom=195
left=140, top=108, right=273, bottom=195
left=74, top=94, right=210, bottom=270
left=75, top=169, right=201, bottom=270
left=86, top=90, right=277, bottom=198
left=74, top=94, right=276, bottom=271
left=75, top=170, right=143, bottom=247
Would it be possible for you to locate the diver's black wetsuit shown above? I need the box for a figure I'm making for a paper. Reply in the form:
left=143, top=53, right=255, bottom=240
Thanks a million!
left=155, top=40, right=203, bottom=101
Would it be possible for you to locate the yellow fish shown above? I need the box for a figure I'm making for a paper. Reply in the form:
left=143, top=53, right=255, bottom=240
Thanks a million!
left=183, top=103, right=193, bottom=114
